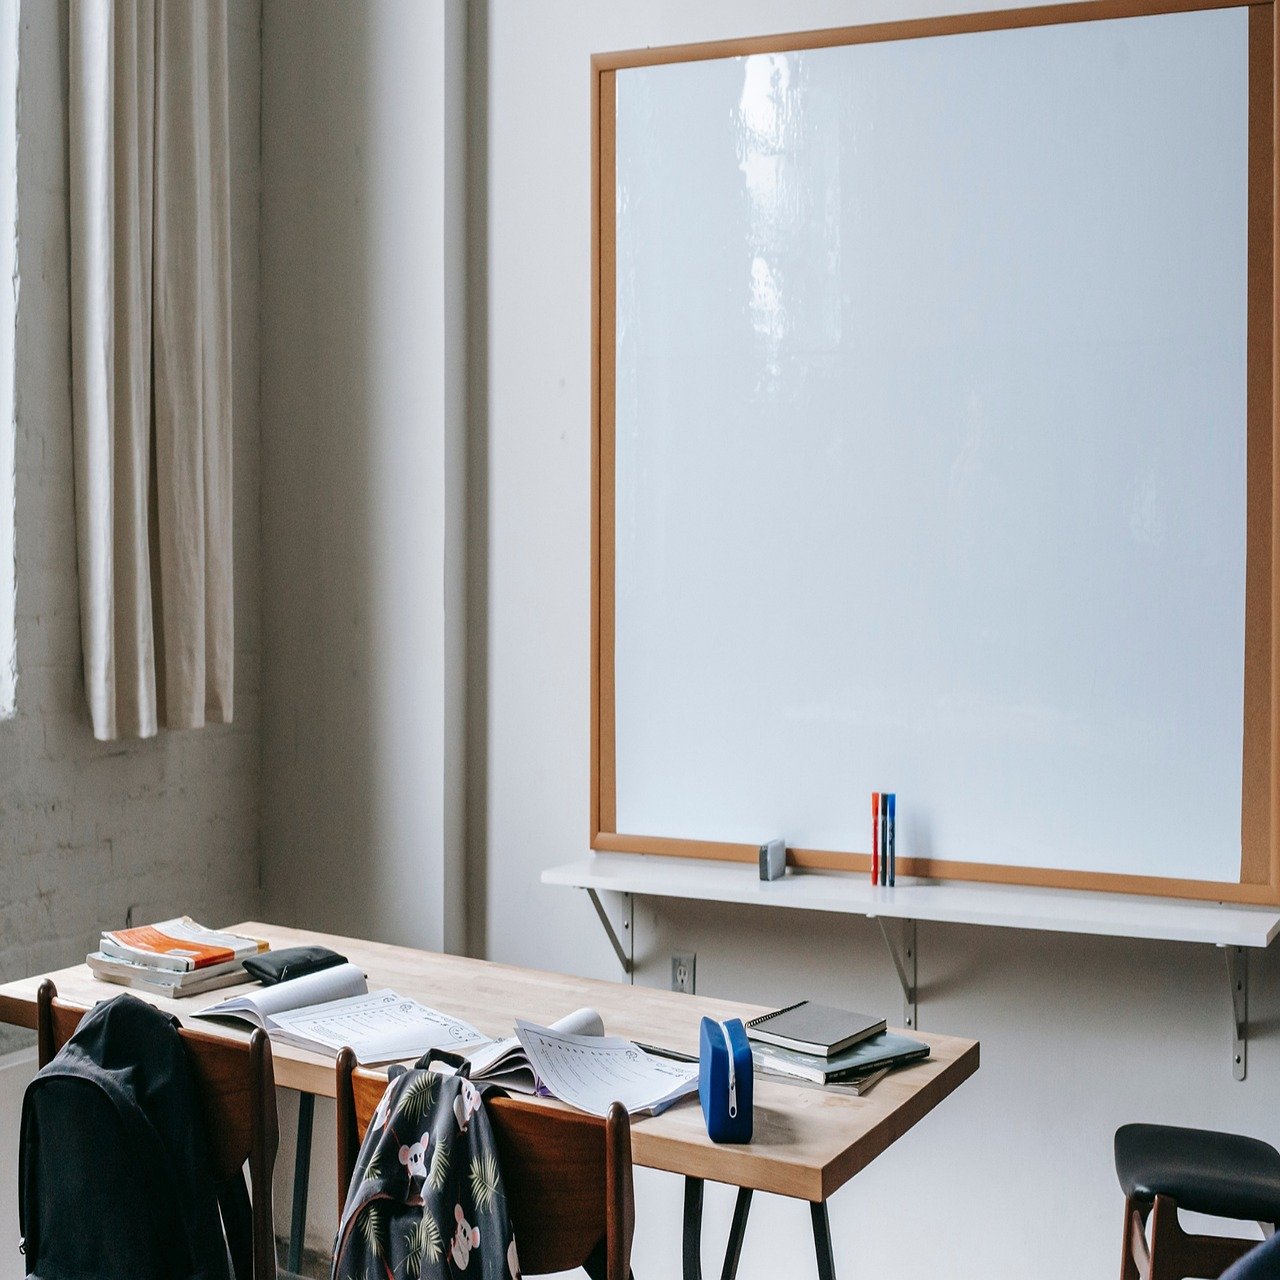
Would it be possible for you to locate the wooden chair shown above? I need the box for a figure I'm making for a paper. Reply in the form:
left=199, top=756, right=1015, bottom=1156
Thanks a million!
left=1116, top=1123, right=1280, bottom=1280
left=335, top=1048, right=635, bottom=1279
left=37, top=979, right=280, bottom=1280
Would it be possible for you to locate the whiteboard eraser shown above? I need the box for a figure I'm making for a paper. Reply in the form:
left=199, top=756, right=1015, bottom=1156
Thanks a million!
left=759, top=838, right=787, bottom=881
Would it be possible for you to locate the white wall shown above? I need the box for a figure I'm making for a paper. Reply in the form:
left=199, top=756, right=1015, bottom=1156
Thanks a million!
left=471, top=3, right=1280, bottom=1278
left=0, top=0, right=262, bottom=1035
left=259, top=5, right=472, bottom=1255
left=259, top=0, right=468, bottom=957
left=0, top=0, right=16, bottom=719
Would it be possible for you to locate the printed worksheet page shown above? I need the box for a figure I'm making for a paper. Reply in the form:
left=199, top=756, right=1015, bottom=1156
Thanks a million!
left=271, top=990, right=489, bottom=1063
left=515, top=1019, right=698, bottom=1116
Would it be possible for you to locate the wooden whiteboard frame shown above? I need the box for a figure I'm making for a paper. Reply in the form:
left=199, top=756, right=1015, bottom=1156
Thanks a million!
left=591, top=0, right=1280, bottom=904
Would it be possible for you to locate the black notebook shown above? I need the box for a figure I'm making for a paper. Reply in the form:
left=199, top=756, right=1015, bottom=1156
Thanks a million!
left=745, top=1001, right=886, bottom=1058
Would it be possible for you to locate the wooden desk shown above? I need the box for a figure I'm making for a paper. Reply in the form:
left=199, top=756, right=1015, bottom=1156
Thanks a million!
left=0, top=922, right=979, bottom=1279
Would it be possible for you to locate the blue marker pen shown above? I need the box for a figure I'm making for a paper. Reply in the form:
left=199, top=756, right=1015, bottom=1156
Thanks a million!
left=886, top=793, right=896, bottom=886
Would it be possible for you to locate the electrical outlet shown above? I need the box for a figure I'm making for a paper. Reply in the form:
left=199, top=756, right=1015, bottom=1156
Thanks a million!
left=671, top=952, right=696, bottom=994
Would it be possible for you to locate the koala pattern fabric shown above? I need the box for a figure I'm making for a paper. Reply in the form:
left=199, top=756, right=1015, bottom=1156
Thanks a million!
left=333, top=1068, right=521, bottom=1280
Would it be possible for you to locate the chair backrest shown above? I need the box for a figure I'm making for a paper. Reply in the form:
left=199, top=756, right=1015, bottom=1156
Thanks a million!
left=36, top=979, right=280, bottom=1280
left=336, top=1048, right=635, bottom=1280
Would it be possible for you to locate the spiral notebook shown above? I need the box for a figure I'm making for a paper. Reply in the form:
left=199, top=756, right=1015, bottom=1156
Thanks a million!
left=745, top=1001, right=885, bottom=1058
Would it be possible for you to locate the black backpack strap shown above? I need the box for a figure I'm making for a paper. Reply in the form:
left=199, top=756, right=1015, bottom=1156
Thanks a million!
left=408, top=1048, right=508, bottom=1104
left=216, top=1171, right=254, bottom=1280
left=413, top=1047, right=472, bottom=1076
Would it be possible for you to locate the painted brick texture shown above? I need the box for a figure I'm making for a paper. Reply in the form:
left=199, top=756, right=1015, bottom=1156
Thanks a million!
left=0, top=1, right=263, bottom=1049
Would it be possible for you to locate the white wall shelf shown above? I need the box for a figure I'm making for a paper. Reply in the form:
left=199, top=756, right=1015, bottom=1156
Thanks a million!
left=543, top=854, right=1280, bottom=1078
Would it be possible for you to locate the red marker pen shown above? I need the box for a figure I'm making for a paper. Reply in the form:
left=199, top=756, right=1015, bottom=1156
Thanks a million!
left=872, top=792, right=880, bottom=885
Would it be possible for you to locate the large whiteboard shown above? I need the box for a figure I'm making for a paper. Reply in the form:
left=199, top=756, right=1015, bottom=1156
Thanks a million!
left=609, top=6, right=1253, bottom=884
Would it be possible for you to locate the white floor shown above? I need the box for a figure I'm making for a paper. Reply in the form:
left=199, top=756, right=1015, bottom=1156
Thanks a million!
left=0, top=1050, right=35, bottom=1280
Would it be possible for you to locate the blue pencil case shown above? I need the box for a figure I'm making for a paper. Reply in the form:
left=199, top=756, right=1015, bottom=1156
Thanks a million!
left=699, top=1016, right=753, bottom=1144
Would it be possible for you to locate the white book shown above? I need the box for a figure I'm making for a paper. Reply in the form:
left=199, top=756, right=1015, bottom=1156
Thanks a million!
left=99, top=918, right=269, bottom=973
left=192, top=963, right=490, bottom=1065
left=192, top=960, right=370, bottom=1027
left=86, top=952, right=249, bottom=998
left=269, top=991, right=489, bottom=1064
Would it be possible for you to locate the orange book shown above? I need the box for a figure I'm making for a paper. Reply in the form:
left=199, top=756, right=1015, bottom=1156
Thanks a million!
left=100, top=918, right=269, bottom=973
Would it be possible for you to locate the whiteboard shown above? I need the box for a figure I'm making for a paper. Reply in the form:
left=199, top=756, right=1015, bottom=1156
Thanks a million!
left=610, top=7, right=1251, bottom=883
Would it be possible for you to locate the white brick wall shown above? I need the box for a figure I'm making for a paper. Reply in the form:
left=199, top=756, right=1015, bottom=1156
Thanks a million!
left=0, top=1, right=263, bottom=1050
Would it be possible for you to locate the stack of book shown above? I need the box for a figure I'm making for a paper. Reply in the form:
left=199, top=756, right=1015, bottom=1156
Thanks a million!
left=745, top=1000, right=930, bottom=1087
left=87, top=918, right=269, bottom=999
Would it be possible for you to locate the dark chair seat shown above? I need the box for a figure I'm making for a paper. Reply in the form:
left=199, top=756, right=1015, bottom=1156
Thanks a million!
left=1116, top=1124, right=1280, bottom=1224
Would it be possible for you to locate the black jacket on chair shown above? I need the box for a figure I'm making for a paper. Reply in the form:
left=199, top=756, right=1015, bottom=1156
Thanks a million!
left=18, top=993, right=252, bottom=1280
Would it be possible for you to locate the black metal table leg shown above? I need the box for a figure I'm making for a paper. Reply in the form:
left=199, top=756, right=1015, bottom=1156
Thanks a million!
left=719, top=1187, right=753, bottom=1280
left=683, top=1176, right=705, bottom=1280
left=811, top=1200, right=837, bottom=1280
left=683, top=1177, right=756, bottom=1280
left=288, top=1091, right=316, bottom=1275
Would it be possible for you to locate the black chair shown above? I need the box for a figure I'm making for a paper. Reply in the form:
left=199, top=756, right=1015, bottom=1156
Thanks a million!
left=1116, top=1123, right=1280, bottom=1280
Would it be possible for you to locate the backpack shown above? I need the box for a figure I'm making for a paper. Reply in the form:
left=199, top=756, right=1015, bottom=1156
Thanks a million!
left=334, top=1052, right=520, bottom=1280
left=18, top=993, right=253, bottom=1280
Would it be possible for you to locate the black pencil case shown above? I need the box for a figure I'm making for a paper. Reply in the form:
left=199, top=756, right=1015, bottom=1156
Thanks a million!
left=241, top=945, right=347, bottom=986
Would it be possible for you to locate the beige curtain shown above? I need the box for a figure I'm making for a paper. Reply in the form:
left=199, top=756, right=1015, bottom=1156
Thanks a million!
left=68, top=0, right=232, bottom=740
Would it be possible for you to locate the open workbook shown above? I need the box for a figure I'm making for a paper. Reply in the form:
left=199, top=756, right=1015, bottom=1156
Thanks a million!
left=507, top=1015, right=698, bottom=1117
left=463, top=1005, right=602, bottom=1091
left=192, top=963, right=488, bottom=1064
left=451, top=1006, right=693, bottom=1115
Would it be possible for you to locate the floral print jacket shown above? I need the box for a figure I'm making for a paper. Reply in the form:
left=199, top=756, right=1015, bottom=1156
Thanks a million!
left=333, top=1066, right=520, bottom=1280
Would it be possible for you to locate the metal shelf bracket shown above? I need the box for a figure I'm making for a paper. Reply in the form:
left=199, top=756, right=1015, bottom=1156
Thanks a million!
left=587, top=888, right=634, bottom=980
left=1226, top=945, right=1248, bottom=1081
left=877, top=918, right=918, bottom=1030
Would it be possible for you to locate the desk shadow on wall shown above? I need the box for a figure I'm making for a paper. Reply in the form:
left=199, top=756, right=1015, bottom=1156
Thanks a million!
left=465, top=0, right=491, bottom=962
left=261, top=2, right=382, bottom=941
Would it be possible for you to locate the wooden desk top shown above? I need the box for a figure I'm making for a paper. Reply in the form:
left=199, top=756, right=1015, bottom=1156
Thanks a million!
left=0, top=922, right=978, bottom=1201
